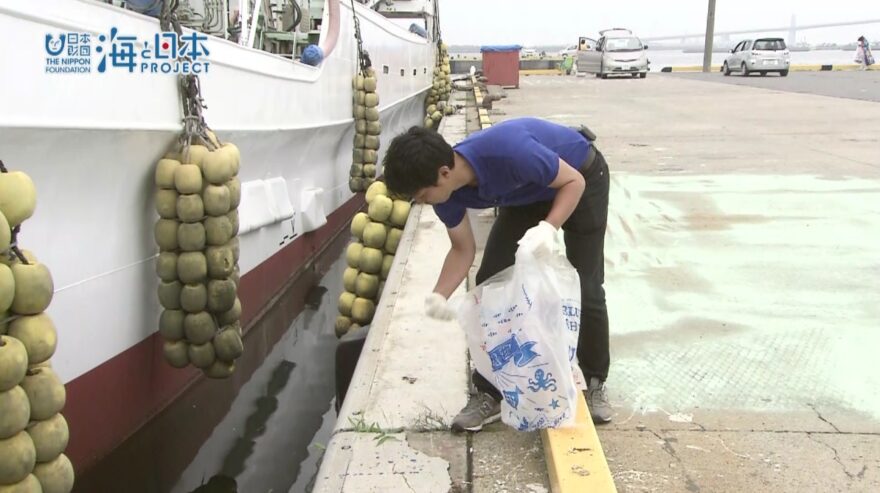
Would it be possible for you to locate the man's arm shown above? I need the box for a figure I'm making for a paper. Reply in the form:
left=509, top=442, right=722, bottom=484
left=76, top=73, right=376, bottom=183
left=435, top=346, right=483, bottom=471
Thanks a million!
left=544, top=158, right=586, bottom=229
left=433, top=213, right=476, bottom=298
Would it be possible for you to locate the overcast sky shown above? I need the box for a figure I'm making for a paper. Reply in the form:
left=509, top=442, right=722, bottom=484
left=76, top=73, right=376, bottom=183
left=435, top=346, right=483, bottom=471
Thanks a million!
left=436, top=0, right=880, bottom=46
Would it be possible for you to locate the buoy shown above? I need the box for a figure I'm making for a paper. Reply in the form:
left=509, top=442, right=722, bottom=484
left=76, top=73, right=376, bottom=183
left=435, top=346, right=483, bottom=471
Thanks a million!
left=25, top=413, right=68, bottom=463
left=0, top=386, right=30, bottom=440
left=20, top=368, right=65, bottom=421
left=32, top=453, right=74, bottom=493
left=0, top=172, right=37, bottom=227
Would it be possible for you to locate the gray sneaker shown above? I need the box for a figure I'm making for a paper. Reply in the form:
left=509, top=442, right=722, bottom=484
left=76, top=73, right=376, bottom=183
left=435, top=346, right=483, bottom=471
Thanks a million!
left=451, top=392, right=501, bottom=432
left=586, top=377, right=613, bottom=424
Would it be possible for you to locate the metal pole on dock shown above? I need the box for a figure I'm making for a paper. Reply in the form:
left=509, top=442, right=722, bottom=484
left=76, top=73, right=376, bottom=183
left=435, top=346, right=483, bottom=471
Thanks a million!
left=703, top=0, right=717, bottom=72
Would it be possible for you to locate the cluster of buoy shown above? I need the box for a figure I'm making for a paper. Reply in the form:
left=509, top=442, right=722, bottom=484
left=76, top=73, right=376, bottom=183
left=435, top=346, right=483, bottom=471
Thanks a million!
left=424, top=42, right=454, bottom=129
left=1, top=168, right=74, bottom=493
left=350, top=68, right=381, bottom=193
left=153, top=133, right=244, bottom=378
left=335, top=181, right=410, bottom=338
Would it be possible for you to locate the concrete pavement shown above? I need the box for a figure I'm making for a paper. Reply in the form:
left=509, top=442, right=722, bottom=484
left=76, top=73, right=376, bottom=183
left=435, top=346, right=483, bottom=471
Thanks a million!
left=489, top=74, right=880, bottom=492
left=314, top=89, right=553, bottom=493
left=316, top=72, right=880, bottom=493
left=667, top=70, right=880, bottom=103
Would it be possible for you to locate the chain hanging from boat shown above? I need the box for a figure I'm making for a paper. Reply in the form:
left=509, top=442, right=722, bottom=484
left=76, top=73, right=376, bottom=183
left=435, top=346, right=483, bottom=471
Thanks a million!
left=349, top=0, right=380, bottom=193
left=153, top=0, right=244, bottom=378
left=0, top=159, right=76, bottom=493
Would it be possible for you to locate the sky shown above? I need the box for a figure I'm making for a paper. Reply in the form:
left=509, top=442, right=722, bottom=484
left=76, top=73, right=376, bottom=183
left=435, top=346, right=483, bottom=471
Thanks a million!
left=436, top=0, right=880, bottom=46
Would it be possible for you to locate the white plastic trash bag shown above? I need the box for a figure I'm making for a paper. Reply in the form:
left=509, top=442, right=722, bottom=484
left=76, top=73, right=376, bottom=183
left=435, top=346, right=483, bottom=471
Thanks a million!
left=458, top=228, right=583, bottom=431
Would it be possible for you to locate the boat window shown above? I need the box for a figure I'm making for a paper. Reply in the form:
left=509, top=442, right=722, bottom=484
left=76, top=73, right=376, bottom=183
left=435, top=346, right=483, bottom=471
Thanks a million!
left=413, top=68, right=417, bottom=76
left=400, top=68, right=405, bottom=76
left=383, top=65, right=390, bottom=74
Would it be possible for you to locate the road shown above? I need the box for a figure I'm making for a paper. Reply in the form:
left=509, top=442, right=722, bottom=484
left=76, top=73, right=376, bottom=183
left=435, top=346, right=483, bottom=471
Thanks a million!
left=667, top=69, right=880, bottom=103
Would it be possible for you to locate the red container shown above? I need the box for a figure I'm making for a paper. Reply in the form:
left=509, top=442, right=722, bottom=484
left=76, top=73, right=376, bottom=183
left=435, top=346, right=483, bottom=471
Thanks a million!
left=480, top=45, right=521, bottom=88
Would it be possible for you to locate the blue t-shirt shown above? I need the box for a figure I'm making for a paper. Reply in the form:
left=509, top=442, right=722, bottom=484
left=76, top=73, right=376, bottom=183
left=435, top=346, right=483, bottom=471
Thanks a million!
left=434, top=117, right=590, bottom=228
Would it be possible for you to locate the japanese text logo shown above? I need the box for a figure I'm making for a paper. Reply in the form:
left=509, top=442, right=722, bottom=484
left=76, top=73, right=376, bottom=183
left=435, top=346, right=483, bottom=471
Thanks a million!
left=45, top=28, right=211, bottom=75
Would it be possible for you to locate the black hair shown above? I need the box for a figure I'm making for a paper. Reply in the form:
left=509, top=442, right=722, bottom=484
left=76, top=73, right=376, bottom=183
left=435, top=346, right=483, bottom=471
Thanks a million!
left=382, top=126, right=454, bottom=196
left=858, top=36, right=866, bottom=42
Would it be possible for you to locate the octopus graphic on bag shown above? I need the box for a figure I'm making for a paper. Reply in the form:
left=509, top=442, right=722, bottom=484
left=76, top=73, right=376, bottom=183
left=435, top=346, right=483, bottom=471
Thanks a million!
left=459, top=227, right=582, bottom=431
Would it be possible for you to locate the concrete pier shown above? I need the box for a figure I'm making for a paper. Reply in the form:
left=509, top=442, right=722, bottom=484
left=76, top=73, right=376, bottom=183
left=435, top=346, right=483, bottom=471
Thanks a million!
left=316, top=71, right=880, bottom=492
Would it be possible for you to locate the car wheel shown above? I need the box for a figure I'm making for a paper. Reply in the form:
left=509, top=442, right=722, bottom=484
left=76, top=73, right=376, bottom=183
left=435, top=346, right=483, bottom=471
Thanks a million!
left=601, top=73, right=609, bottom=79
left=741, top=62, right=750, bottom=76
left=631, top=73, right=638, bottom=78
left=594, top=72, right=602, bottom=78
left=780, top=70, right=789, bottom=77
left=639, top=72, right=647, bottom=79
left=723, top=62, right=731, bottom=76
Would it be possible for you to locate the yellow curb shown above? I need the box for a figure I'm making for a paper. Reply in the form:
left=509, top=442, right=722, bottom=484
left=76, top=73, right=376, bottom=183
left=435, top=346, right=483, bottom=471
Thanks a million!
left=521, top=69, right=564, bottom=76
left=479, top=117, right=492, bottom=125
left=478, top=108, right=488, bottom=117
left=541, top=394, right=617, bottom=493
left=788, top=64, right=825, bottom=71
left=828, top=64, right=880, bottom=71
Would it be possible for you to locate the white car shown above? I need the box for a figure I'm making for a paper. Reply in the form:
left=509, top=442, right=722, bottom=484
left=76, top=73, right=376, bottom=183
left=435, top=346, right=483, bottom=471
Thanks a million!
left=558, top=45, right=578, bottom=57
left=576, top=28, right=649, bottom=79
left=723, top=38, right=790, bottom=77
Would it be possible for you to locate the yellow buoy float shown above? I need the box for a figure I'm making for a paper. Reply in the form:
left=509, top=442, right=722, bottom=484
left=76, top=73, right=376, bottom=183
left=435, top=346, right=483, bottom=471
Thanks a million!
left=335, top=181, right=413, bottom=338
left=153, top=132, right=244, bottom=378
left=0, top=162, right=75, bottom=492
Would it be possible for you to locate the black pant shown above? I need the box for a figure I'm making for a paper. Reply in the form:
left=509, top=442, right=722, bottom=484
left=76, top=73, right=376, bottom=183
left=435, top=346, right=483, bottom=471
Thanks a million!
left=472, top=150, right=611, bottom=401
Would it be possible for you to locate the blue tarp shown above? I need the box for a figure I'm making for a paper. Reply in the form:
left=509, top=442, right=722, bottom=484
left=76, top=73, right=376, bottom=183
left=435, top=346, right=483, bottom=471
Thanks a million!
left=480, top=45, right=522, bottom=53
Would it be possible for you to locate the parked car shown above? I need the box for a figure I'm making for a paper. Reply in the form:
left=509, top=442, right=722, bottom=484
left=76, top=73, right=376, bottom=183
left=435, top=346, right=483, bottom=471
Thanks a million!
left=576, top=28, right=649, bottom=79
left=723, top=38, right=790, bottom=76
left=557, top=45, right=578, bottom=57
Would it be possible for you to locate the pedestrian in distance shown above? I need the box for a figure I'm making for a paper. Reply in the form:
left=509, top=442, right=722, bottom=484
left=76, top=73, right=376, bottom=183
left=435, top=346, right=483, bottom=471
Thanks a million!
left=382, top=117, right=614, bottom=431
left=856, top=36, right=874, bottom=71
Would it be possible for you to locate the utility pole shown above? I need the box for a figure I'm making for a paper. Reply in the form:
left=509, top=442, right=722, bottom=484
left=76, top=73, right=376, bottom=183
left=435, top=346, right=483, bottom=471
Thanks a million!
left=703, top=0, right=716, bottom=72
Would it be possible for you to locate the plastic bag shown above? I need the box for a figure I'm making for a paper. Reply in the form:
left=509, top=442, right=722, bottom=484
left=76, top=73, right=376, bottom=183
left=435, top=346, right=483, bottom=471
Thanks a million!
left=458, top=228, right=582, bottom=431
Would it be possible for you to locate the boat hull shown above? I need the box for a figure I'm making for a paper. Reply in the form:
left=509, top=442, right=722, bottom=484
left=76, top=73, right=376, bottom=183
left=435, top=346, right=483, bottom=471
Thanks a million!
left=0, top=0, right=433, bottom=473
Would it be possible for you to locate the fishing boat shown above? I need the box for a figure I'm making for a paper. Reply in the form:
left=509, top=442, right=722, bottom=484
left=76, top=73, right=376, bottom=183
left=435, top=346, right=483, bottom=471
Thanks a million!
left=0, top=0, right=439, bottom=485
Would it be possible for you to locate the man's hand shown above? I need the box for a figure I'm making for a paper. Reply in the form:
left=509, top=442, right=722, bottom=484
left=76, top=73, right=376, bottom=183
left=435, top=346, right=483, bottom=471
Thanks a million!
left=519, top=220, right=560, bottom=259
left=425, top=292, right=456, bottom=320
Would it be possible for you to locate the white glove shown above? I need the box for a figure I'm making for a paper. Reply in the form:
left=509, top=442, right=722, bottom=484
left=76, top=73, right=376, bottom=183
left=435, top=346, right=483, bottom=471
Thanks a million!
left=519, top=220, right=560, bottom=259
left=425, top=292, right=456, bottom=320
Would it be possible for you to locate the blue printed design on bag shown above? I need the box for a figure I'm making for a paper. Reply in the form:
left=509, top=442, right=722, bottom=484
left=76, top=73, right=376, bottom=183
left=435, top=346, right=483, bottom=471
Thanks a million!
left=503, top=387, right=524, bottom=409
left=488, top=334, right=539, bottom=372
left=569, top=346, right=576, bottom=362
left=550, top=399, right=560, bottom=409
left=527, top=369, right=558, bottom=392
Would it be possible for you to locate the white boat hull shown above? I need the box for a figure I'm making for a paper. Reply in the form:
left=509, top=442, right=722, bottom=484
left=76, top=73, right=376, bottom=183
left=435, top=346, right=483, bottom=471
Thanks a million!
left=0, top=0, right=434, bottom=472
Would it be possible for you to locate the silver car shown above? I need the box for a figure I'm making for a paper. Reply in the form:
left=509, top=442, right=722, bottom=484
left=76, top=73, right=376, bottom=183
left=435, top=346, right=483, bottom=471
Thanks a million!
left=576, top=28, right=650, bottom=79
left=723, top=38, right=790, bottom=77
